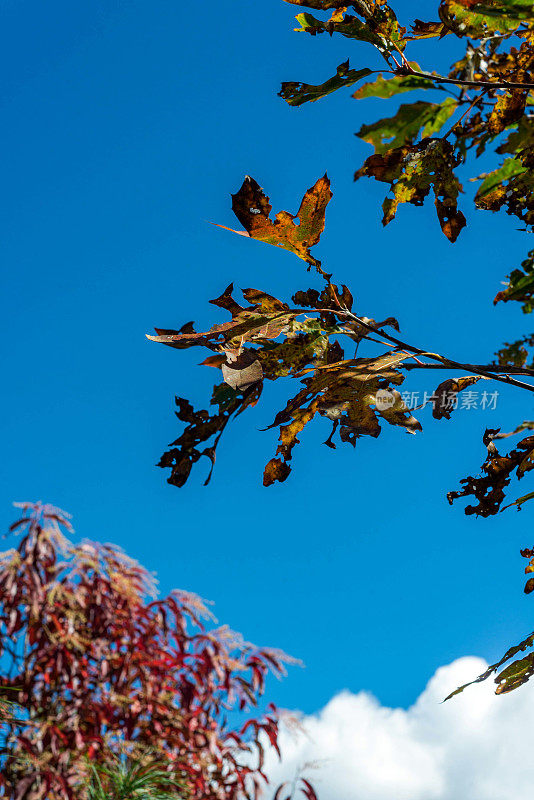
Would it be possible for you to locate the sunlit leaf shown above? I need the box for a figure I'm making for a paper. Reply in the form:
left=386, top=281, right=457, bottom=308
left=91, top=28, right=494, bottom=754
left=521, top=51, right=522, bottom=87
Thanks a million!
left=352, top=64, right=436, bottom=99
left=488, top=90, right=529, bottom=136
left=439, top=0, right=532, bottom=36
left=356, top=138, right=466, bottom=241
left=217, top=175, right=332, bottom=270
left=293, top=2, right=407, bottom=56
left=355, top=101, right=457, bottom=154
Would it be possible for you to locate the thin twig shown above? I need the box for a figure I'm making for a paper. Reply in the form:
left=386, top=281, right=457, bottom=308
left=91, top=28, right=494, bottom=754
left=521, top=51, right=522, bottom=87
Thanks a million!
left=443, top=89, right=487, bottom=138
left=304, top=307, right=534, bottom=394
left=394, top=65, right=534, bottom=93
left=403, top=362, right=534, bottom=376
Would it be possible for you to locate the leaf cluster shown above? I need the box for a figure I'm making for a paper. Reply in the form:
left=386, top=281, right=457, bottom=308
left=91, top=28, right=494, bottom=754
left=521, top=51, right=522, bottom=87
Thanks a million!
left=146, top=0, right=534, bottom=704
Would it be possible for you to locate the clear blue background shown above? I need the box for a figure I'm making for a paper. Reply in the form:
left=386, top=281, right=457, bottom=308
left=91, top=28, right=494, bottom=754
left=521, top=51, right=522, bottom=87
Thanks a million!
left=2, top=0, right=534, bottom=712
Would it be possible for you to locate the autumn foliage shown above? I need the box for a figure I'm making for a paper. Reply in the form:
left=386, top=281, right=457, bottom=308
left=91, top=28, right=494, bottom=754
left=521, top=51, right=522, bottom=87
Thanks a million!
left=146, top=1, right=534, bottom=697
left=8, top=6, right=534, bottom=797
left=0, top=502, right=298, bottom=800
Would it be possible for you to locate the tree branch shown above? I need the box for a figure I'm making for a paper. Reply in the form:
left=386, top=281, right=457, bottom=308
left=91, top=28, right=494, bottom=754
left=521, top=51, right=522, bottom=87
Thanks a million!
left=403, top=362, right=534, bottom=376
left=307, top=307, right=534, bottom=394
left=396, top=65, right=534, bottom=93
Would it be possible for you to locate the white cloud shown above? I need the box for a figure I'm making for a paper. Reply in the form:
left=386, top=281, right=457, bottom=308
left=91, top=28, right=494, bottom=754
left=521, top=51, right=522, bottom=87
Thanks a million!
left=263, top=657, right=534, bottom=800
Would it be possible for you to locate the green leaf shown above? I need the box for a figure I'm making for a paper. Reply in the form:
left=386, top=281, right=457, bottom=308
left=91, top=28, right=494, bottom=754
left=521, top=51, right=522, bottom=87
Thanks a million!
left=439, top=0, right=533, bottom=36
left=497, top=117, right=534, bottom=157
left=352, top=65, right=436, bottom=99
left=494, top=249, right=534, bottom=311
left=294, top=11, right=325, bottom=32
left=475, top=157, right=527, bottom=198
left=421, top=97, right=458, bottom=137
left=356, top=101, right=458, bottom=154
left=475, top=150, right=534, bottom=227
left=295, top=4, right=407, bottom=56
left=280, top=61, right=374, bottom=106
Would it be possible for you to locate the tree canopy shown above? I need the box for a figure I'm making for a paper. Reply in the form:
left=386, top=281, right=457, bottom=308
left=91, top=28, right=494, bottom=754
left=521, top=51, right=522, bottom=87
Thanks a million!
left=0, top=502, right=310, bottom=800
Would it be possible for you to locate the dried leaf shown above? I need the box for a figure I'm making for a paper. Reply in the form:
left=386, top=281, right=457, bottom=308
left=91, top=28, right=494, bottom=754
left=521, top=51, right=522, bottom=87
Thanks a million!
left=356, top=138, right=466, bottom=242
left=432, top=376, right=481, bottom=420
left=264, top=399, right=321, bottom=485
left=158, top=384, right=262, bottom=487
left=375, top=388, right=422, bottom=433
left=448, top=428, right=534, bottom=516
left=488, top=90, right=528, bottom=136
left=409, top=19, right=448, bottom=39
left=147, top=285, right=296, bottom=352
left=495, top=335, right=534, bottom=368
left=222, top=354, right=263, bottom=391
left=222, top=175, right=332, bottom=270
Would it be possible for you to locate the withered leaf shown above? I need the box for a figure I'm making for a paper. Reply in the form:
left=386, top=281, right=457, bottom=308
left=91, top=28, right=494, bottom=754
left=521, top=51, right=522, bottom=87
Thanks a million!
left=262, top=350, right=418, bottom=476
left=282, top=0, right=348, bottom=7
left=292, top=288, right=320, bottom=308
left=356, top=139, right=466, bottom=242
left=222, top=354, right=263, bottom=391
left=409, top=19, right=447, bottom=39
left=448, top=428, right=534, bottom=516
left=292, top=5, right=407, bottom=55
left=241, top=288, right=290, bottom=313
left=256, top=329, right=329, bottom=380
left=375, top=388, right=422, bottom=433
left=487, top=90, right=528, bottom=136
left=432, top=376, right=481, bottom=420
left=158, top=384, right=262, bottom=488
left=494, top=336, right=534, bottom=368
left=263, top=458, right=292, bottom=486
left=493, top=420, right=534, bottom=439
left=264, top=399, right=321, bottom=486
left=148, top=285, right=296, bottom=352
left=475, top=150, right=534, bottom=228
left=223, top=175, right=332, bottom=270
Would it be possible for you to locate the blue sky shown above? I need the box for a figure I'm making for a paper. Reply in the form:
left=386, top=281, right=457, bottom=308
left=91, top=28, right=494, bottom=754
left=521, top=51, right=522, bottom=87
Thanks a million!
left=2, top=0, right=534, bottom=718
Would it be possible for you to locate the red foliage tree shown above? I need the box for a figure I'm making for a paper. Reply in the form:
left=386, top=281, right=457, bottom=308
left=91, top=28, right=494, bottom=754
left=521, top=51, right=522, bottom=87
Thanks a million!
left=0, top=502, right=297, bottom=800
